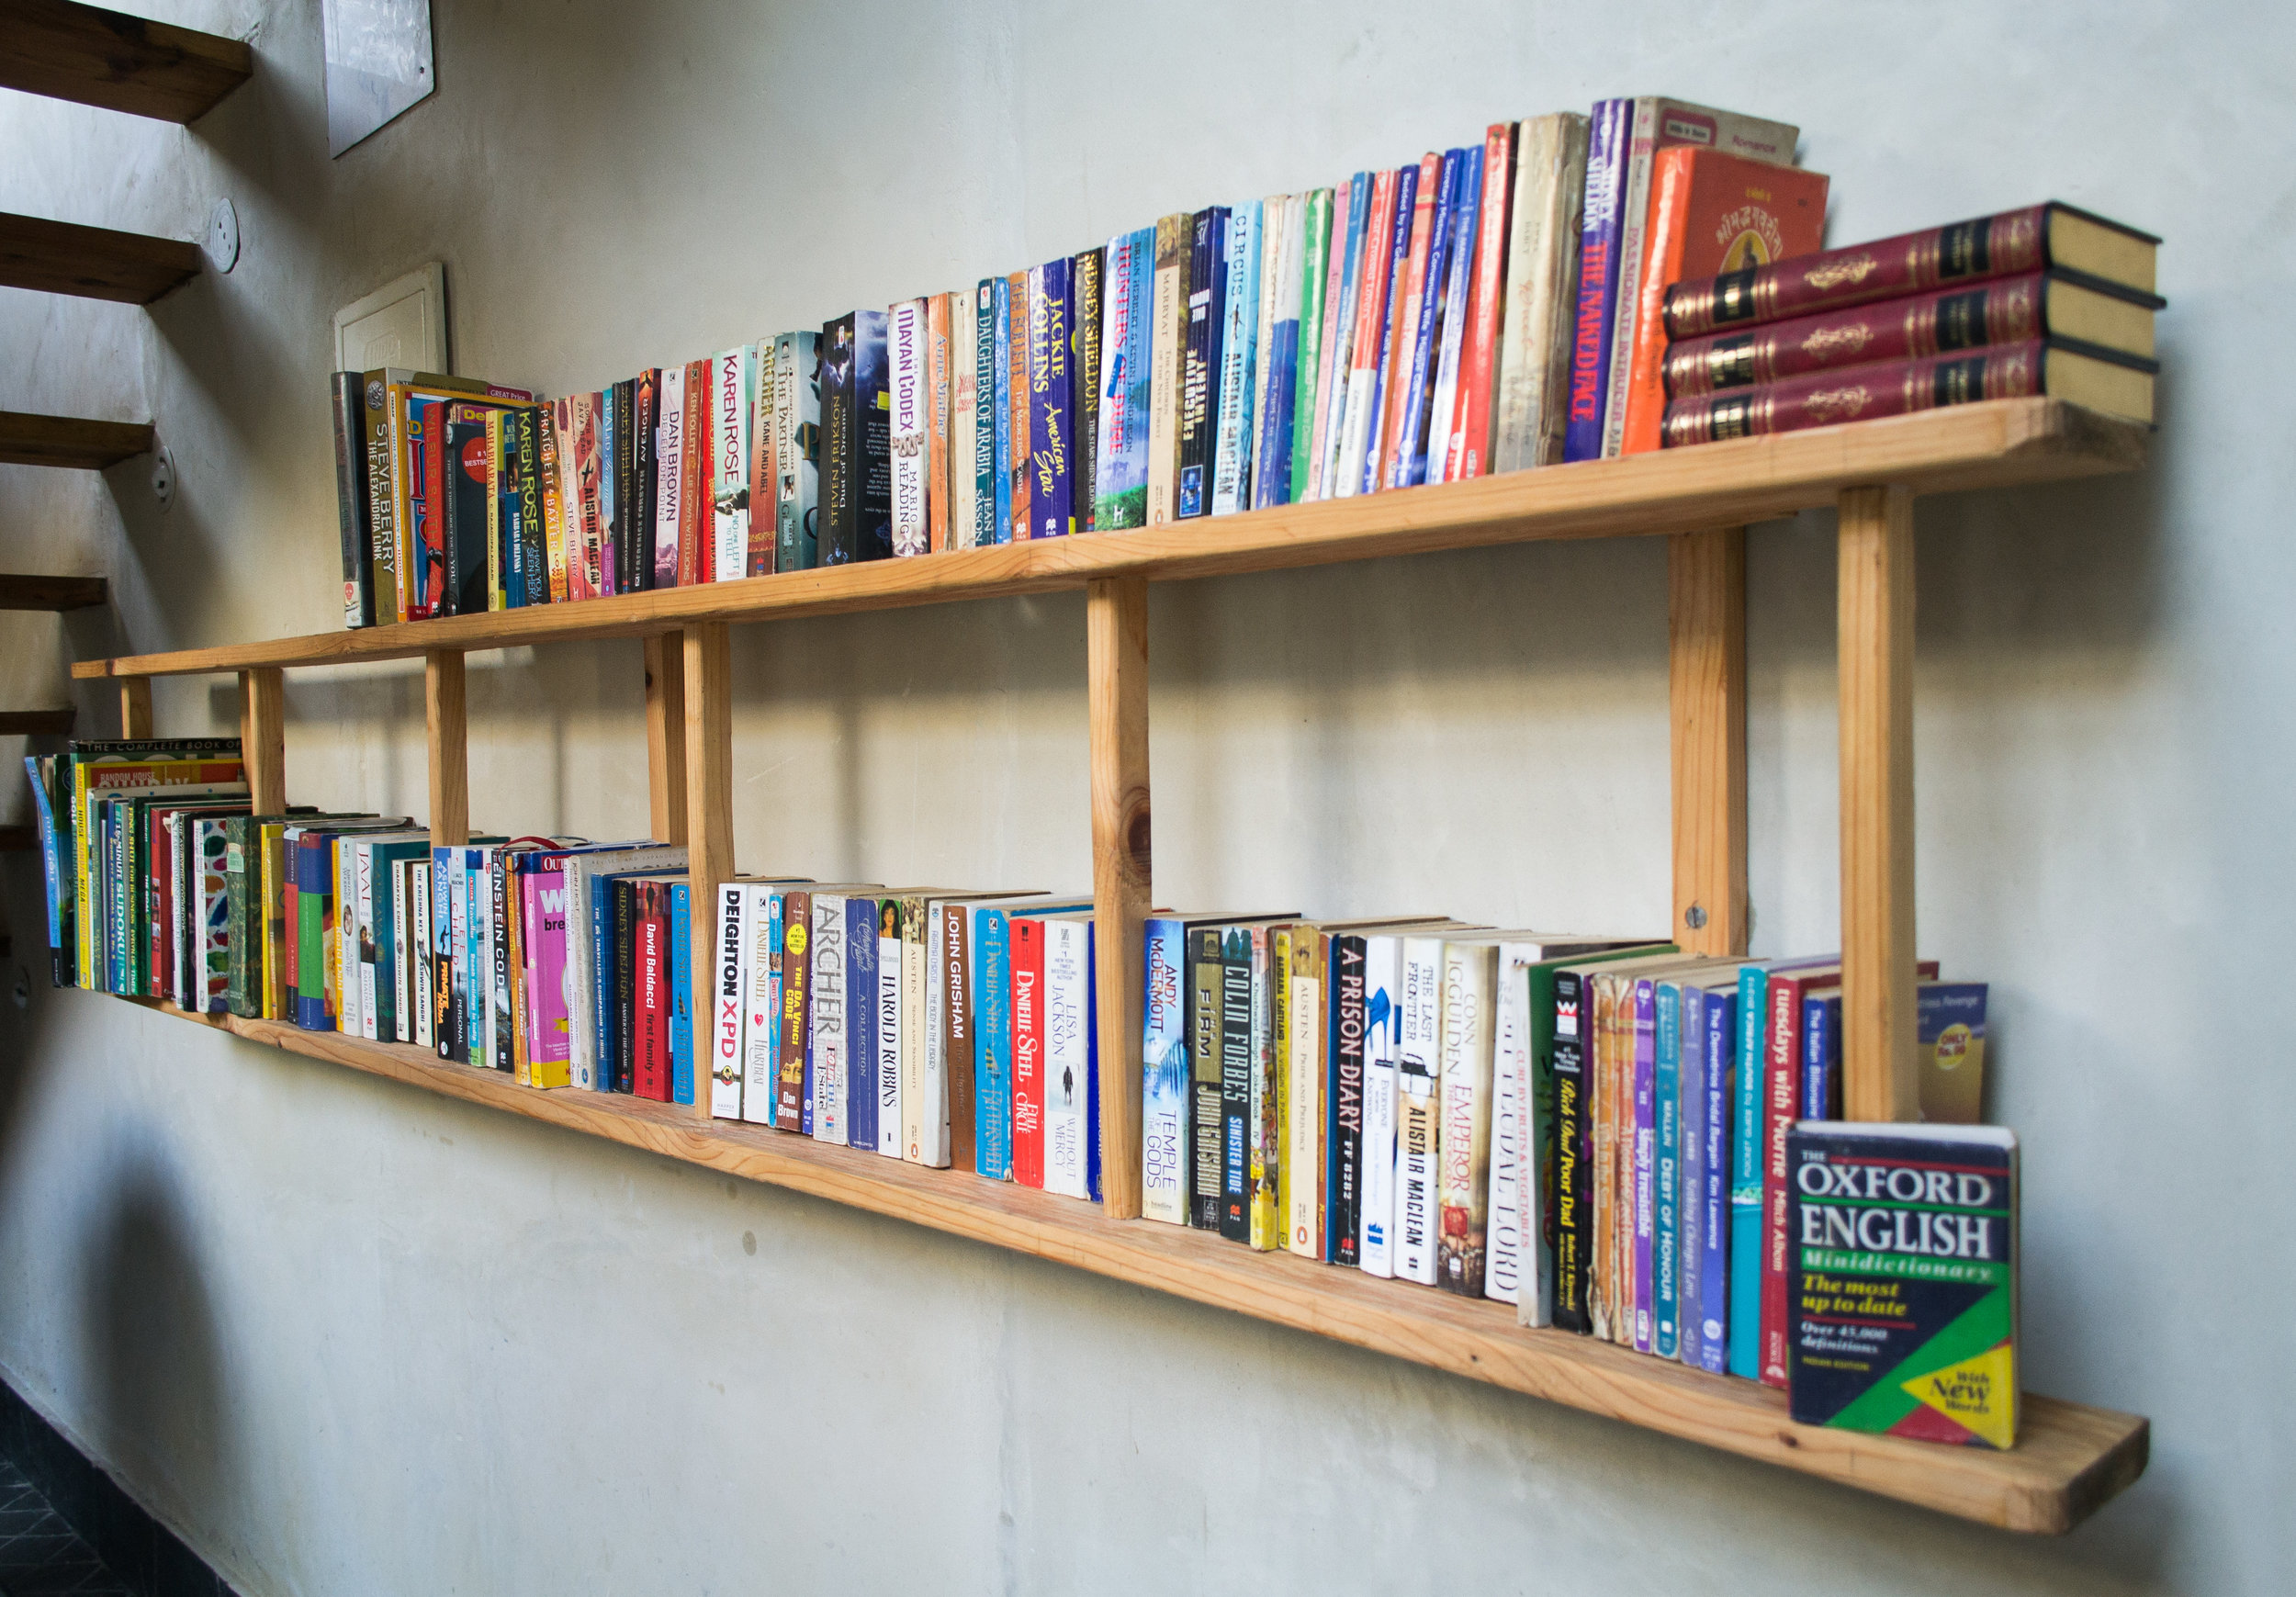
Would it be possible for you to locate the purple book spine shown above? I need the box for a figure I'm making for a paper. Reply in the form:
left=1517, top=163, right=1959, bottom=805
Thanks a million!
left=1633, top=974, right=1658, bottom=1355
left=1563, top=98, right=1633, bottom=464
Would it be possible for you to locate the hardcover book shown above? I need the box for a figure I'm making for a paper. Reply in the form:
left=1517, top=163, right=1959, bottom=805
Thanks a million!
left=1787, top=1123, right=2019, bottom=1449
left=1095, top=227, right=1155, bottom=530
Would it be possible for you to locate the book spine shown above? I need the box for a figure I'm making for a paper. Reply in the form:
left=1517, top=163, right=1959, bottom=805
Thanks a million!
left=809, top=895, right=848, bottom=1142
left=1289, top=932, right=1327, bottom=1258
left=1094, top=229, right=1154, bottom=531
left=1495, top=113, right=1590, bottom=474
left=776, top=892, right=811, bottom=1130
left=712, top=882, right=746, bottom=1119
left=572, top=393, right=603, bottom=600
left=943, top=297, right=979, bottom=551
left=1070, top=247, right=1102, bottom=535
left=611, top=876, right=638, bottom=1087
left=332, top=373, right=373, bottom=627
left=1450, top=124, right=1514, bottom=480
left=908, top=899, right=934, bottom=1160
left=361, top=374, right=400, bottom=624
left=878, top=901, right=903, bottom=1156
left=1760, top=973, right=1804, bottom=1387
left=1430, top=144, right=1488, bottom=482
left=1377, top=153, right=1443, bottom=490
left=1325, top=933, right=1365, bottom=1266
left=1217, top=928, right=1253, bottom=1241
left=1484, top=947, right=1530, bottom=1304
left=1041, top=918, right=1090, bottom=1198
left=974, top=281, right=1000, bottom=546
left=540, top=399, right=568, bottom=602
left=1244, top=199, right=1281, bottom=511
left=1210, top=201, right=1261, bottom=517
left=1255, top=195, right=1303, bottom=510
left=223, top=819, right=253, bottom=1016
left=1662, top=341, right=2053, bottom=447
left=926, top=295, right=952, bottom=550
left=743, top=885, right=782, bottom=1126
left=1176, top=207, right=1228, bottom=520
left=1677, top=984, right=1705, bottom=1367
left=1393, top=151, right=1460, bottom=489
left=670, top=882, right=694, bottom=1105
left=411, top=856, right=433, bottom=1050
left=633, top=882, right=669, bottom=1100
left=1664, top=272, right=2044, bottom=399
left=1562, top=100, right=1631, bottom=463
left=1305, top=175, right=1360, bottom=500
left=889, top=298, right=931, bottom=557
left=656, top=363, right=687, bottom=587
left=1437, top=942, right=1491, bottom=1296
left=515, top=408, right=544, bottom=606
left=822, top=315, right=859, bottom=564
left=1145, top=215, right=1189, bottom=526
left=1010, top=916, right=1045, bottom=1187
left=1655, top=982, right=1683, bottom=1359
left=747, top=343, right=775, bottom=578
left=1395, top=937, right=1441, bottom=1285
left=1027, top=258, right=1075, bottom=539
left=974, top=908, right=1014, bottom=1179
left=419, top=397, right=451, bottom=614
left=846, top=896, right=878, bottom=1152
left=1358, top=935, right=1399, bottom=1276
left=936, top=903, right=970, bottom=1171
left=1188, top=927, right=1222, bottom=1230
left=991, top=276, right=1015, bottom=543
left=630, top=372, right=657, bottom=591
left=355, top=842, right=378, bottom=1039
left=598, top=383, right=623, bottom=594
left=1338, top=167, right=1408, bottom=498
left=1698, top=986, right=1735, bottom=1373
left=1664, top=203, right=2053, bottom=338
left=1289, top=189, right=1334, bottom=503
left=1631, top=978, right=1657, bottom=1351
left=712, top=348, right=751, bottom=581
left=781, top=336, right=820, bottom=572
left=1549, top=968, right=1591, bottom=1331
left=1259, top=928, right=1289, bottom=1252
left=1141, top=917, right=1189, bottom=1223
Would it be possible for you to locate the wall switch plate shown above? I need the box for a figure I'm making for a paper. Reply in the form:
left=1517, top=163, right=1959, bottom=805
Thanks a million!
left=204, top=197, right=238, bottom=273
left=333, top=263, right=447, bottom=374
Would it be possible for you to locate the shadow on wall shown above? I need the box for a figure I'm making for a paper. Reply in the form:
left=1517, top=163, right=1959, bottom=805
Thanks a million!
left=76, top=1129, right=243, bottom=1580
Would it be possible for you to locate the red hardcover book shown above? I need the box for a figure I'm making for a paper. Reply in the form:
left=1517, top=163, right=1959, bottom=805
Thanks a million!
left=634, top=880, right=671, bottom=1101
left=1661, top=338, right=2154, bottom=445
left=1447, top=121, right=1515, bottom=482
left=1619, top=148, right=1829, bottom=455
left=1661, top=201, right=2160, bottom=339
left=679, top=358, right=708, bottom=587
left=1376, top=153, right=1444, bottom=490
left=1009, top=915, right=1047, bottom=1187
left=415, top=397, right=450, bottom=618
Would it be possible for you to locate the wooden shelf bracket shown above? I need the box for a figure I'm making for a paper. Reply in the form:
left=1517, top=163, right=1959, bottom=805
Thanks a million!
left=1668, top=526, right=1749, bottom=958
left=681, top=623, right=734, bottom=1121
left=1088, top=576, right=1152, bottom=1219
left=425, top=651, right=468, bottom=849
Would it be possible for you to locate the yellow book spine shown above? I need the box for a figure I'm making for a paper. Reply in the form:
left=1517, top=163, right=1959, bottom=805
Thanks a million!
left=1254, top=928, right=1289, bottom=1250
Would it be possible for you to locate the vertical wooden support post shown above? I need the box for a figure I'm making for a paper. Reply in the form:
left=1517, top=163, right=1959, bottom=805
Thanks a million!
left=425, top=651, right=469, bottom=848
left=1088, top=577, right=1152, bottom=1220
left=118, top=676, right=151, bottom=738
left=238, top=667, right=286, bottom=814
left=1838, top=487, right=1919, bottom=1122
left=644, top=631, right=688, bottom=844
left=682, top=622, right=735, bottom=1121
left=1668, top=527, right=1748, bottom=958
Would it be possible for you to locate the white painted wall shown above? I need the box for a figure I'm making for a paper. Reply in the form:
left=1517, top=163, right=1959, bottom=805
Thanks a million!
left=0, top=2, right=2281, bottom=1591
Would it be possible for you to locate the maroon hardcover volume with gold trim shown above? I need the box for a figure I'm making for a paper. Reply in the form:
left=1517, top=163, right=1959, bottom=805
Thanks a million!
left=1662, top=202, right=2161, bottom=339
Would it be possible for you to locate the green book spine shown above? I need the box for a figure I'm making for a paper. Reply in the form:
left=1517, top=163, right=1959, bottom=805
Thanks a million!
left=1291, top=188, right=1334, bottom=503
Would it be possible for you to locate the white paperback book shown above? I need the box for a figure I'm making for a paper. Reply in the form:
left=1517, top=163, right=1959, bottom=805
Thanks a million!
left=1486, top=943, right=1536, bottom=1309
left=411, top=859, right=433, bottom=1051
left=712, top=344, right=752, bottom=580
left=899, top=900, right=927, bottom=1160
left=1042, top=916, right=1094, bottom=1198
left=887, top=298, right=930, bottom=557
left=1286, top=931, right=1322, bottom=1254
left=1395, top=934, right=1446, bottom=1285
left=710, top=883, right=746, bottom=1119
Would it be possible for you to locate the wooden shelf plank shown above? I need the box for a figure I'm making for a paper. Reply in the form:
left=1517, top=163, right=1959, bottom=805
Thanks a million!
left=0, top=410, right=152, bottom=468
left=0, top=0, right=252, bottom=124
left=0, top=709, right=74, bottom=736
left=0, top=211, right=201, bottom=303
left=73, top=399, right=2148, bottom=682
left=0, top=572, right=105, bottom=610
left=118, top=993, right=2145, bottom=1534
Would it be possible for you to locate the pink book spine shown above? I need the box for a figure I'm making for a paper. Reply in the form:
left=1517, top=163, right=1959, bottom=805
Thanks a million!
left=527, top=868, right=571, bottom=1066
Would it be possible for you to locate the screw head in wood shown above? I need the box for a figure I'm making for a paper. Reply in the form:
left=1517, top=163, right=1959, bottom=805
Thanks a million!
left=1685, top=904, right=1708, bottom=930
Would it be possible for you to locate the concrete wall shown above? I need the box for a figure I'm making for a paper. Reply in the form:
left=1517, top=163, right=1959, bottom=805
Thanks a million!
left=0, top=2, right=2282, bottom=1591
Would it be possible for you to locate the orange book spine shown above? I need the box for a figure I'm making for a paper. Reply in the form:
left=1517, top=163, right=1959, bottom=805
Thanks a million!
left=679, top=357, right=708, bottom=586
left=1376, top=153, right=1444, bottom=489
left=1618, top=151, right=1697, bottom=457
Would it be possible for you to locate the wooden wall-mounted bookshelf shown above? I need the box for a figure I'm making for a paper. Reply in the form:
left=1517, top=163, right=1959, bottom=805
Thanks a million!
left=0, top=0, right=253, bottom=125
left=0, top=410, right=152, bottom=467
left=0, top=210, right=200, bottom=303
left=0, top=572, right=106, bottom=610
left=69, top=398, right=2153, bottom=1533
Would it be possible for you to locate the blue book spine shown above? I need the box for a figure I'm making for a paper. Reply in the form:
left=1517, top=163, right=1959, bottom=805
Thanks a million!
left=1210, top=200, right=1261, bottom=516
left=1141, top=915, right=1189, bottom=1222
left=25, top=758, right=61, bottom=951
left=670, top=882, right=693, bottom=1106
left=1728, top=962, right=1770, bottom=1378
left=1093, top=228, right=1155, bottom=529
left=1563, top=99, right=1633, bottom=464
left=1677, top=982, right=1704, bottom=1369
left=1255, top=202, right=1300, bottom=512
left=1654, top=980, right=1682, bottom=1361
left=1802, top=994, right=1831, bottom=1119
left=1698, top=987, right=1736, bottom=1373
left=1422, top=146, right=1483, bottom=487
left=1359, top=162, right=1419, bottom=494
left=974, top=908, right=1015, bottom=1179
left=847, top=896, right=879, bottom=1150
left=1083, top=921, right=1101, bottom=1202
left=992, top=276, right=1015, bottom=545
left=974, top=282, right=998, bottom=545
left=1029, top=256, right=1075, bottom=538
left=591, top=874, right=617, bottom=1086
left=1391, top=150, right=1465, bottom=489
left=294, top=837, right=326, bottom=1029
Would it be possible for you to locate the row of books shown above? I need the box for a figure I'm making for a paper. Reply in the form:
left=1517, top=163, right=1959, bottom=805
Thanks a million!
left=28, top=742, right=2013, bottom=1445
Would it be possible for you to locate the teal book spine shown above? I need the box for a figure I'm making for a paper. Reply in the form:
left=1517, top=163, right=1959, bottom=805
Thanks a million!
left=1094, top=227, right=1154, bottom=530
left=1654, top=979, right=1683, bottom=1361
left=773, top=331, right=822, bottom=573
left=1210, top=200, right=1262, bottom=515
left=973, top=281, right=997, bottom=545
left=992, top=276, right=1014, bottom=545
left=974, top=907, right=1014, bottom=1179
left=1728, top=962, right=1769, bottom=1378
left=670, top=881, right=694, bottom=1106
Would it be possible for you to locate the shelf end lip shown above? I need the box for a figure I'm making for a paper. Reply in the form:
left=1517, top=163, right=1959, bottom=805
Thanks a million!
left=70, top=659, right=115, bottom=680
